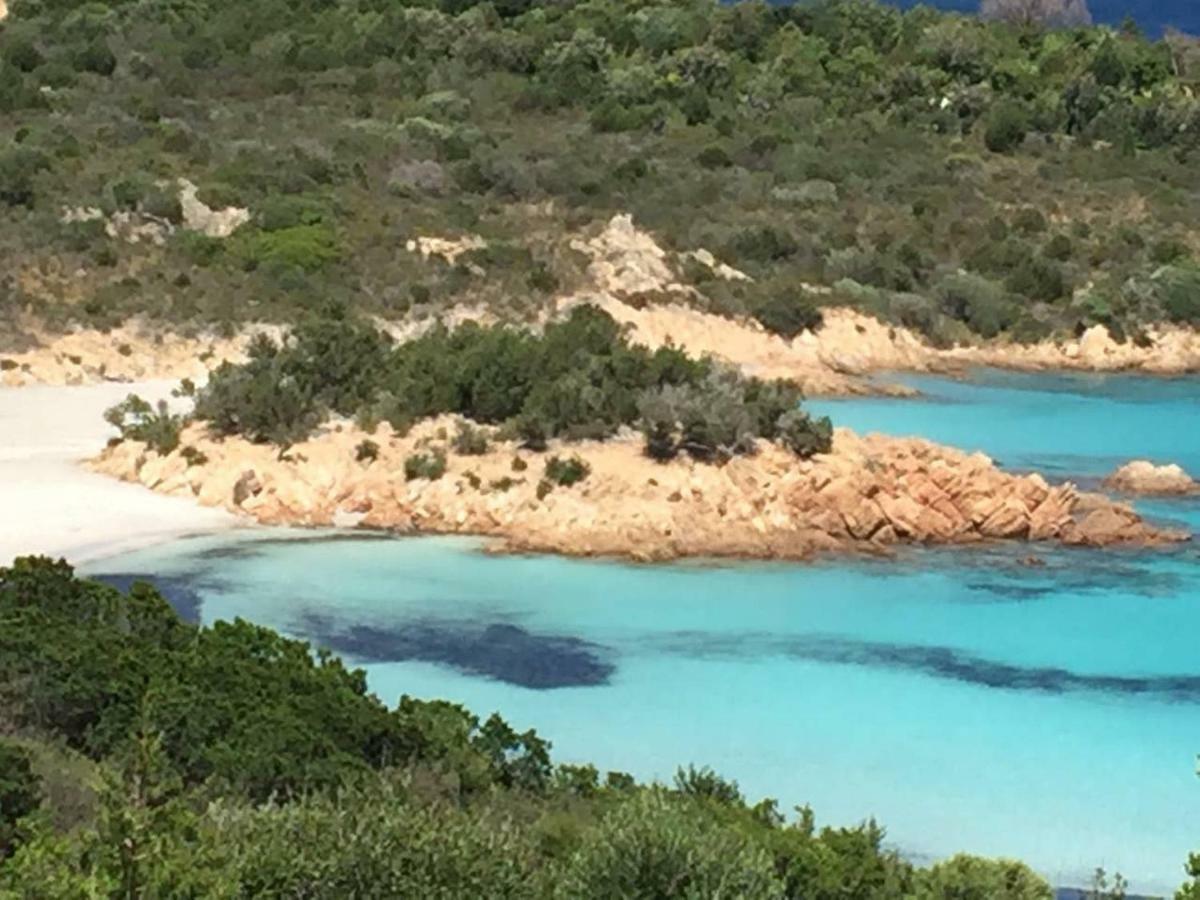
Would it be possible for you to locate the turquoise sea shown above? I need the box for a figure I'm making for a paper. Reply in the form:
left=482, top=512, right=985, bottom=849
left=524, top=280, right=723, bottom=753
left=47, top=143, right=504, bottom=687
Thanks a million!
left=86, top=370, right=1200, bottom=895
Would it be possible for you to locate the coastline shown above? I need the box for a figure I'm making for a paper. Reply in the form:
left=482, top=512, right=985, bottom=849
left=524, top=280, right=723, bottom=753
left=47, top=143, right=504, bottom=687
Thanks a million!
left=0, top=381, right=238, bottom=566
left=87, top=416, right=1187, bottom=565
left=5, top=308, right=1199, bottom=399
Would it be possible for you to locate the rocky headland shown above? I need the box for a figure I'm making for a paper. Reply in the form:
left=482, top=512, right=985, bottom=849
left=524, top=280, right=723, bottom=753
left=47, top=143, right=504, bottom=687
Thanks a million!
left=89, top=419, right=1186, bottom=563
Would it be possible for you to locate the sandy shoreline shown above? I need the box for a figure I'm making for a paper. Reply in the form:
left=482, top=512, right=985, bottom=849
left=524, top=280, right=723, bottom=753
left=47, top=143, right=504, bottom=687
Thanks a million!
left=0, top=381, right=237, bottom=566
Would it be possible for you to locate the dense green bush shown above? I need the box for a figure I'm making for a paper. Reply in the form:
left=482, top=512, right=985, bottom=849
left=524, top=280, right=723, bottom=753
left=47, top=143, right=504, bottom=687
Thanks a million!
left=557, top=790, right=784, bottom=899
left=188, top=306, right=826, bottom=461
left=912, top=853, right=1053, bottom=900
left=103, top=394, right=184, bottom=455
left=752, top=289, right=825, bottom=339
left=983, top=100, right=1028, bottom=153
left=405, top=449, right=448, bottom=481
left=543, top=454, right=590, bottom=487
left=453, top=423, right=490, bottom=456
left=0, top=742, right=40, bottom=860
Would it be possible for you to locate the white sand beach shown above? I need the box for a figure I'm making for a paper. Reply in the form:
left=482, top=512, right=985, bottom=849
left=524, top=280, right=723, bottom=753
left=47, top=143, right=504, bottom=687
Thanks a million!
left=0, top=381, right=237, bottom=566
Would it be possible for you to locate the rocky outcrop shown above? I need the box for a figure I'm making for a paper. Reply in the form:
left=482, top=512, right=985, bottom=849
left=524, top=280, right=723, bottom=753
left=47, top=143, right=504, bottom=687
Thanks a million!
left=1104, top=460, right=1199, bottom=496
left=0, top=325, right=259, bottom=387
left=947, top=323, right=1200, bottom=376
left=89, top=421, right=1186, bottom=562
left=177, top=179, right=251, bottom=239
left=406, top=234, right=487, bottom=265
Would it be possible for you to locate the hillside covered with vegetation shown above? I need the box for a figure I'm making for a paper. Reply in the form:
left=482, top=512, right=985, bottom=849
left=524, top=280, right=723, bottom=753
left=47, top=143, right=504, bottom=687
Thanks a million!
left=3, top=0, right=1200, bottom=350
left=4, top=556, right=1177, bottom=897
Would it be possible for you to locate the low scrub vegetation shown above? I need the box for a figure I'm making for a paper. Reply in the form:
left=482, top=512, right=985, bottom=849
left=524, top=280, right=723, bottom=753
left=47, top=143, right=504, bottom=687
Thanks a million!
left=178, top=305, right=833, bottom=462
left=3, top=0, right=1200, bottom=347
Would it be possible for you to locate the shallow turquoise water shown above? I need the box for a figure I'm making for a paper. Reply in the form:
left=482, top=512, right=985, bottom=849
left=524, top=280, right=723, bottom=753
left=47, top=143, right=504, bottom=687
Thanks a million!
left=87, top=370, right=1200, bottom=894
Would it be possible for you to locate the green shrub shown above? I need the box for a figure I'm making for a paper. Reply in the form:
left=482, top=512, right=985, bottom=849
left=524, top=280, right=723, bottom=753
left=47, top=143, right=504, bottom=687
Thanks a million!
left=776, top=409, right=833, bottom=458
left=983, top=100, right=1028, bottom=153
left=912, top=854, right=1052, bottom=900
left=1157, top=265, right=1200, bottom=325
left=1005, top=257, right=1065, bottom=302
left=405, top=450, right=447, bottom=481
left=193, top=337, right=325, bottom=446
left=752, top=289, right=824, bottom=339
left=557, top=791, right=784, bottom=900
left=696, top=145, right=733, bottom=169
left=0, top=742, right=40, bottom=860
left=453, top=424, right=489, bottom=456
left=543, top=454, right=590, bottom=487
left=238, top=224, right=339, bottom=272
left=355, top=439, right=379, bottom=463
left=74, top=39, right=117, bottom=76
left=0, top=147, right=50, bottom=208
left=103, top=394, right=184, bottom=455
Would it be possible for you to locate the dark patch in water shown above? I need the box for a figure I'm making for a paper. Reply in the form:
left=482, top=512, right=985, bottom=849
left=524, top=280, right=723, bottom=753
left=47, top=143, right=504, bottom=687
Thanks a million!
left=91, top=572, right=206, bottom=624
left=193, top=531, right=396, bottom=561
left=298, top=614, right=614, bottom=689
left=661, top=632, right=1200, bottom=704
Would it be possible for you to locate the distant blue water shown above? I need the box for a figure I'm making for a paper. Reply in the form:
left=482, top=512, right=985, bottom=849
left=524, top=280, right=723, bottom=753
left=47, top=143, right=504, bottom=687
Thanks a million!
left=758, top=0, right=1200, bottom=37
left=87, top=369, right=1200, bottom=895
left=885, top=0, right=1198, bottom=36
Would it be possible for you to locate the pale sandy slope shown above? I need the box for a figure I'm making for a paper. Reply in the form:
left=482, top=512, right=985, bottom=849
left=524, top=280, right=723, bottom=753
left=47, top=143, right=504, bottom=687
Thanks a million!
left=0, top=381, right=235, bottom=566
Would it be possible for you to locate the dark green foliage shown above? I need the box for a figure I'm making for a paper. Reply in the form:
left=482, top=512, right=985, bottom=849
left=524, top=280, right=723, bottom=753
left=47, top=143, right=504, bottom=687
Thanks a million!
left=74, top=40, right=117, bottom=77
left=543, top=454, right=590, bottom=487
left=0, top=147, right=50, bottom=208
left=405, top=450, right=447, bottom=481
left=193, top=337, right=324, bottom=446
left=777, top=409, right=834, bottom=459
left=190, top=305, right=821, bottom=461
left=912, top=853, right=1052, bottom=899
left=355, top=439, right=379, bottom=463
left=0, top=743, right=39, bottom=859
left=453, top=423, right=490, bottom=456
left=557, top=790, right=784, bottom=899
left=103, top=394, right=184, bottom=455
left=1157, top=265, right=1200, bottom=325
left=752, top=289, right=825, bottom=339
left=983, top=101, right=1028, bottom=153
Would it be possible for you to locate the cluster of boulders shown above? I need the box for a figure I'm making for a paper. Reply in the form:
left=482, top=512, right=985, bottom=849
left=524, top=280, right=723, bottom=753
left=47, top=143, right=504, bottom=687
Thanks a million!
left=89, top=420, right=1186, bottom=562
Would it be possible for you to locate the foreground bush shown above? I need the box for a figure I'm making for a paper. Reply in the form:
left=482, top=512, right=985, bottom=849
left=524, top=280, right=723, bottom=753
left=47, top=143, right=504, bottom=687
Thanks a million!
left=557, top=790, right=785, bottom=899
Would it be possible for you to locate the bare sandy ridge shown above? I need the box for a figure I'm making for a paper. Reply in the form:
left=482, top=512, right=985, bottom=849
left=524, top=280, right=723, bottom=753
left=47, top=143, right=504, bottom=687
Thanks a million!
left=88, top=417, right=1186, bottom=564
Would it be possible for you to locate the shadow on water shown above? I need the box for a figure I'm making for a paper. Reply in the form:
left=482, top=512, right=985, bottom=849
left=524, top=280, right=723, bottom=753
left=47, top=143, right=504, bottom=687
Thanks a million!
left=297, top=613, right=615, bottom=690
left=192, top=530, right=398, bottom=562
left=91, top=572, right=209, bottom=624
left=659, top=631, right=1200, bottom=704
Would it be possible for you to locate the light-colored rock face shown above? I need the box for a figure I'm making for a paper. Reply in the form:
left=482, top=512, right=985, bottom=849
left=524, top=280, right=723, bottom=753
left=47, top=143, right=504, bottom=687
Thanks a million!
left=947, top=323, right=1200, bottom=375
left=570, top=214, right=685, bottom=298
left=177, top=179, right=251, bottom=239
left=0, top=0, right=8, bottom=22
left=0, top=325, right=259, bottom=387
left=405, top=234, right=486, bottom=265
left=89, top=419, right=1186, bottom=562
left=1104, top=460, right=1198, bottom=496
